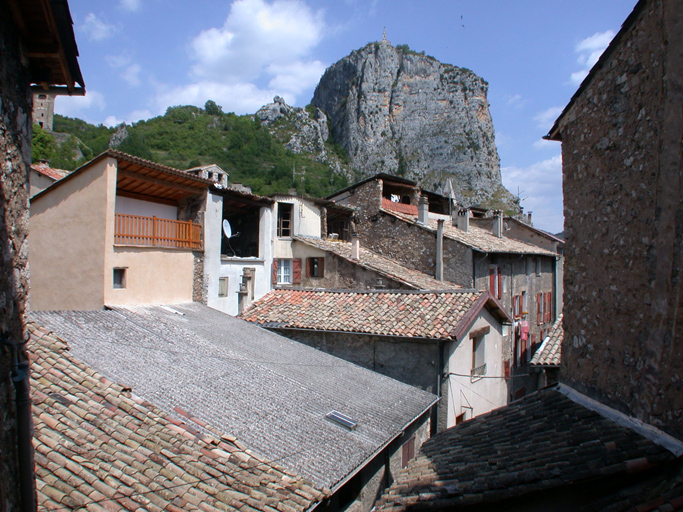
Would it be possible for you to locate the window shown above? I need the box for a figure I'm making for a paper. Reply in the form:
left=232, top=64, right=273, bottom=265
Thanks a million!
left=470, top=326, right=489, bottom=381
left=402, top=436, right=416, bottom=467
left=536, top=257, right=542, bottom=276
left=218, top=277, right=228, bottom=297
left=537, top=292, right=543, bottom=325
left=113, top=268, right=126, bottom=289
left=278, top=259, right=291, bottom=284
left=489, top=266, right=502, bottom=299
left=544, top=292, right=552, bottom=323
left=307, top=257, right=325, bottom=278
left=272, top=259, right=302, bottom=285
left=277, top=203, right=293, bottom=237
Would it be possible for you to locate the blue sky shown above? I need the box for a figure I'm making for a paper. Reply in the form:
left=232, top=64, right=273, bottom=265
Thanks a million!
left=58, top=0, right=637, bottom=234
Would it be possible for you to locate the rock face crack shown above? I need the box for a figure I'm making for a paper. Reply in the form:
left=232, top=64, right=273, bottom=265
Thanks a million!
left=312, top=41, right=516, bottom=208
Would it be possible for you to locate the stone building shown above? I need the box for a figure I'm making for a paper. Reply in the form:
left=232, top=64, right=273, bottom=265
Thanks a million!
left=1, top=0, right=83, bottom=508
left=547, top=0, right=682, bottom=440
left=241, top=289, right=512, bottom=432
left=327, top=173, right=562, bottom=399
left=32, top=91, right=55, bottom=130
left=374, top=1, right=683, bottom=509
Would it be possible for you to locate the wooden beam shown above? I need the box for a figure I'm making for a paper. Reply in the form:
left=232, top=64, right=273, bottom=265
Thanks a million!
left=117, top=169, right=205, bottom=195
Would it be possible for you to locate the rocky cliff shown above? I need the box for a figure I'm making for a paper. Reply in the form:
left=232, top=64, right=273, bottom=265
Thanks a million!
left=312, top=40, right=515, bottom=208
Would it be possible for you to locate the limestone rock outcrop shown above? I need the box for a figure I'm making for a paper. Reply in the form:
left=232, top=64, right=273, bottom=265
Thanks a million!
left=312, top=41, right=515, bottom=207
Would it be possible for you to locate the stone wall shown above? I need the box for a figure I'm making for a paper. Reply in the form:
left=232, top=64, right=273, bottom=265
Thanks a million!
left=559, top=0, right=683, bottom=439
left=0, top=2, right=32, bottom=508
left=300, top=253, right=414, bottom=290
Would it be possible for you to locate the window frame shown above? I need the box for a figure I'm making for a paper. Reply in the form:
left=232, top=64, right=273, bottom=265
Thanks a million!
left=277, top=203, right=293, bottom=238
left=113, top=268, right=127, bottom=289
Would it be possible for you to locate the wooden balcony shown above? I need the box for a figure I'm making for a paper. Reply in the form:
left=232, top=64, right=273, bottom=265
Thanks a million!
left=115, top=213, right=202, bottom=250
left=381, top=197, right=418, bottom=216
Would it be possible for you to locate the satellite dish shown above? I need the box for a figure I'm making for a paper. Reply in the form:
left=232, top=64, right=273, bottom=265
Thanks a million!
left=222, top=219, right=232, bottom=238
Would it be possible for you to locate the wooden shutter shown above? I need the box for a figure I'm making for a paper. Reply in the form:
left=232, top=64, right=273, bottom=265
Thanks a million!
left=318, top=257, right=325, bottom=278
left=545, top=292, right=552, bottom=323
left=497, top=267, right=503, bottom=299
left=489, top=267, right=496, bottom=295
left=272, top=259, right=278, bottom=285
left=537, top=293, right=543, bottom=325
left=306, top=257, right=312, bottom=278
left=292, top=258, right=302, bottom=284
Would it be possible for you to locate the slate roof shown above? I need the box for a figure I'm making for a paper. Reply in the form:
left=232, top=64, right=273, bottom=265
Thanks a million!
left=30, top=304, right=438, bottom=492
left=382, top=209, right=557, bottom=256
left=241, top=289, right=509, bottom=340
left=375, top=383, right=683, bottom=511
left=28, top=321, right=325, bottom=511
left=530, top=314, right=563, bottom=367
left=294, top=235, right=461, bottom=290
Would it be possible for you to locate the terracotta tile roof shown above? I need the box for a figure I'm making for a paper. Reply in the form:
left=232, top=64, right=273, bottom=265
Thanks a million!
left=30, top=163, right=68, bottom=181
left=383, top=209, right=558, bottom=256
left=28, top=321, right=326, bottom=511
left=30, top=304, right=438, bottom=492
left=294, top=235, right=461, bottom=290
left=375, top=383, right=683, bottom=511
left=241, top=289, right=500, bottom=339
left=530, top=314, right=563, bottom=366
left=381, top=198, right=418, bottom=216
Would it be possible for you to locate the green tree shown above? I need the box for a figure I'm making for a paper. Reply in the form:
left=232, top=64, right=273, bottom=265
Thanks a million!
left=204, top=100, right=223, bottom=116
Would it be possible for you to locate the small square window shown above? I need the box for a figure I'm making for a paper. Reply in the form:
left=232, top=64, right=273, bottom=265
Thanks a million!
left=218, top=277, right=228, bottom=297
left=113, top=268, right=126, bottom=289
left=307, top=257, right=324, bottom=278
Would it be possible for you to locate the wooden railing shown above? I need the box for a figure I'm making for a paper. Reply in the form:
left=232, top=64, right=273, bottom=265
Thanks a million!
left=381, top=197, right=418, bottom=216
left=115, top=213, right=202, bottom=250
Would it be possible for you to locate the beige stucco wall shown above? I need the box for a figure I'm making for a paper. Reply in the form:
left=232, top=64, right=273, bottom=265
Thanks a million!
left=273, top=197, right=322, bottom=258
left=29, top=158, right=114, bottom=310
left=104, top=247, right=195, bottom=305
left=445, top=307, right=507, bottom=426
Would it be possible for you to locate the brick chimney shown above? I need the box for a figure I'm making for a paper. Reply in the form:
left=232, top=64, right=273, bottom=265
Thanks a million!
left=493, top=210, right=504, bottom=238
left=351, top=233, right=360, bottom=260
left=417, top=195, right=429, bottom=225
left=455, top=208, right=470, bottom=232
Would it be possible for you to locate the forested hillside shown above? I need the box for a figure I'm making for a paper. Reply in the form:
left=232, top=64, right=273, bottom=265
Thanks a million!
left=32, top=102, right=350, bottom=197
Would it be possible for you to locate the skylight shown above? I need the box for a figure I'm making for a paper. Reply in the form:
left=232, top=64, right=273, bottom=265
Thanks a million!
left=325, top=410, right=357, bottom=430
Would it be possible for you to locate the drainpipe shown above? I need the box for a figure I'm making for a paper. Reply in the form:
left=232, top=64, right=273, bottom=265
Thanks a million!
left=5, top=334, right=36, bottom=512
left=436, top=219, right=444, bottom=281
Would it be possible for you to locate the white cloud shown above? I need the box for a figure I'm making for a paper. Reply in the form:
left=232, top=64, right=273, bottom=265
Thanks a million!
left=81, top=13, right=116, bottom=41
left=570, top=30, right=615, bottom=85
left=174, top=0, right=325, bottom=110
left=121, top=64, right=142, bottom=87
left=106, top=54, right=131, bottom=68
left=533, top=138, right=557, bottom=150
left=533, top=106, right=564, bottom=130
left=505, top=94, right=525, bottom=107
left=151, top=81, right=279, bottom=116
left=104, top=115, right=123, bottom=127
left=54, top=91, right=106, bottom=118
left=120, top=0, right=141, bottom=12
left=502, top=154, right=564, bottom=234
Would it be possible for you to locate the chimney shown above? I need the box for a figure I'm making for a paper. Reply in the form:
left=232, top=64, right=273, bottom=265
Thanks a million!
left=418, top=195, right=429, bottom=225
left=351, top=233, right=360, bottom=260
left=493, top=210, right=503, bottom=238
left=527, top=211, right=533, bottom=226
left=456, top=208, right=470, bottom=232
left=436, top=219, right=444, bottom=281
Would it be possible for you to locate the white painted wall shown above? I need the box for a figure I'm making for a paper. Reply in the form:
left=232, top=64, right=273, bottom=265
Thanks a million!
left=204, top=191, right=274, bottom=316
left=272, top=196, right=322, bottom=259
left=115, top=195, right=177, bottom=220
left=445, top=307, right=508, bottom=426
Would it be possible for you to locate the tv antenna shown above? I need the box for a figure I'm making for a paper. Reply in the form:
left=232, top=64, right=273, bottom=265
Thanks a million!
left=292, top=163, right=305, bottom=185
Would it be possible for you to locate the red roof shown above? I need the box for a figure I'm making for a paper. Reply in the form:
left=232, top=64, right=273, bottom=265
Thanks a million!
left=241, top=289, right=509, bottom=339
left=30, top=163, right=67, bottom=181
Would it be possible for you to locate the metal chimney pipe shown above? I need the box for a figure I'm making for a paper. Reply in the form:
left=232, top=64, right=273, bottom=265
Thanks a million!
left=436, top=219, right=444, bottom=281
left=493, top=210, right=503, bottom=238
left=418, top=195, right=429, bottom=225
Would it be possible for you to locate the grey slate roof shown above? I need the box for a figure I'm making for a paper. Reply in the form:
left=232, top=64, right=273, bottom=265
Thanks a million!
left=30, top=304, right=438, bottom=492
left=375, top=383, right=683, bottom=511
left=530, top=313, right=563, bottom=367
